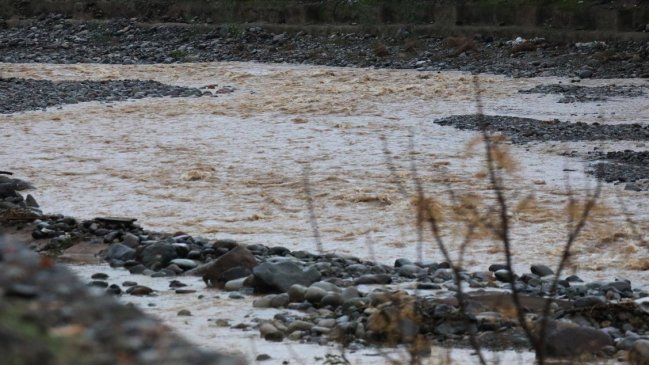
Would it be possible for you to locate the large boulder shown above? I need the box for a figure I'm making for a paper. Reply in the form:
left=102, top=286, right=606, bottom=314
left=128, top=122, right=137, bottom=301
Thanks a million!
left=186, top=245, right=257, bottom=287
left=139, top=242, right=177, bottom=270
left=542, top=321, right=613, bottom=358
left=252, top=261, right=321, bottom=293
left=629, top=339, right=649, bottom=365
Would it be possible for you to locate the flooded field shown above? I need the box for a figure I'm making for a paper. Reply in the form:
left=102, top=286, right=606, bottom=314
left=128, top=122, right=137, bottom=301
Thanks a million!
left=1, top=61, right=648, bottom=363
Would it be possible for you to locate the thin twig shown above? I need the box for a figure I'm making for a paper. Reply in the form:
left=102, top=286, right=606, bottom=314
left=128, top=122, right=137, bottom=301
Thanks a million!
left=302, top=163, right=323, bottom=254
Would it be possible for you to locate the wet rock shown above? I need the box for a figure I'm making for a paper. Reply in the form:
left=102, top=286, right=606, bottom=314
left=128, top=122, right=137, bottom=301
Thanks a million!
left=106, top=284, right=122, bottom=295
left=252, top=261, right=321, bottom=293
left=353, top=274, right=392, bottom=285
left=259, top=322, right=283, bottom=342
left=256, top=354, right=271, bottom=361
left=177, top=309, right=192, bottom=316
left=91, top=272, right=109, bottom=280
left=186, top=245, right=257, bottom=287
left=574, top=296, right=606, bottom=308
left=488, top=264, right=508, bottom=272
left=543, top=321, right=613, bottom=358
left=224, top=277, right=247, bottom=291
left=169, top=258, right=198, bottom=271
left=121, top=232, right=140, bottom=248
left=531, top=264, right=554, bottom=277
left=106, top=243, right=135, bottom=261
left=394, top=258, right=413, bottom=267
left=288, top=320, right=314, bottom=332
left=494, top=269, right=515, bottom=282
left=175, top=289, right=197, bottom=294
left=287, top=284, right=308, bottom=302
left=126, top=285, right=154, bottom=296
left=628, top=339, right=649, bottom=365
left=89, top=280, right=109, bottom=288
left=140, top=241, right=177, bottom=269
left=320, top=293, right=344, bottom=308
left=305, top=286, right=328, bottom=304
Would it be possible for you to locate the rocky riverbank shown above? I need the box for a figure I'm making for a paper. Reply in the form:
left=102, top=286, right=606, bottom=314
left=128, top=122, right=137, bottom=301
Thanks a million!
left=0, top=232, right=243, bottom=365
left=434, top=115, right=649, bottom=190
left=2, top=176, right=649, bottom=363
left=0, top=78, right=212, bottom=114
left=1, top=15, right=648, bottom=78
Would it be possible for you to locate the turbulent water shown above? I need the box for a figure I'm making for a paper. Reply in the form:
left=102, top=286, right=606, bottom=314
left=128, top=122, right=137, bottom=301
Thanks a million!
left=2, top=62, right=647, bottom=283
left=2, top=61, right=648, bottom=364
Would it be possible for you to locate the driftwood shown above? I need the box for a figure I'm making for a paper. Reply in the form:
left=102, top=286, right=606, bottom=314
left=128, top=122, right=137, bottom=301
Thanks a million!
left=0, top=171, right=13, bottom=175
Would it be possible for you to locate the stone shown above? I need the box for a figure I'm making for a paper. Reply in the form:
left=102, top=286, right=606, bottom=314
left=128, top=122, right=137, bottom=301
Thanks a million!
left=252, top=261, right=321, bottom=293
left=256, top=354, right=271, bottom=361
left=287, top=284, right=308, bottom=302
left=140, top=241, right=177, bottom=269
left=105, top=243, right=135, bottom=261
left=269, top=293, right=290, bottom=308
left=126, top=285, right=154, bottom=296
left=579, top=69, right=593, bottom=79
left=259, top=322, right=283, bottom=342
left=121, top=232, right=140, bottom=248
left=305, top=286, right=328, bottom=304
left=494, top=269, right=514, bottom=282
left=169, top=258, right=198, bottom=270
left=288, top=320, right=314, bottom=332
left=629, top=340, right=649, bottom=365
left=488, top=264, right=508, bottom=272
left=353, top=274, right=392, bottom=285
left=320, top=293, right=344, bottom=308
left=531, top=264, right=554, bottom=277
left=310, top=281, right=341, bottom=293
left=253, top=295, right=275, bottom=308
left=224, top=277, right=247, bottom=291
left=177, top=309, right=192, bottom=316
left=573, top=296, right=606, bottom=308
left=543, top=321, right=614, bottom=358
left=398, top=264, right=422, bottom=278
left=186, top=245, right=257, bottom=288
left=394, top=258, right=413, bottom=267
left=91, top=272, right=109, bottom=280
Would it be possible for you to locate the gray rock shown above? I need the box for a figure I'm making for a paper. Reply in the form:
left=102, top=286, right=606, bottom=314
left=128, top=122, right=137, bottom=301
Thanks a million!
left=253, top=295, right=274, bottom=308
left=394, top=258, right=413, bottom=267
left=269, top=293, right=290, bottom=308
left=106, top=243, right=136, bottom=261
left=121, top=232, right=140, bottom=248
left=398, top=264, right=422, bottom=278
left=310, top=281, right=341, bottom=293
left=305, top=286, right=328, bottom=304
left=140, top=242, right=177, bottom=269
left=630, top=340, right=649, bottom=365
left=224, top=277, right=247, bottom=291
left=573, top=296, right=606, bottom=308
left=288, top=320, right=314, bottom=332
left=169, top=259, right=198, bottom=270
left=353, top=274, right=392, bottom=285
left=287, top=284, right=308, bottom=302
left=320, top=293, right=344, bottom=307
left=531, top=264, right=554, bottom=277
left=494, top=269, right=514, bottom=282
left=543, top=322, right=613, bottom=358
left=341, top=287, right=360, bottom=301
left=252, top=261, right=321, bottom=293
